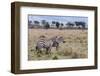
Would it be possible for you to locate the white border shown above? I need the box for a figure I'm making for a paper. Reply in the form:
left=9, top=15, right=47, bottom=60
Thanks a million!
left=20, top=7, right=95, bottom=70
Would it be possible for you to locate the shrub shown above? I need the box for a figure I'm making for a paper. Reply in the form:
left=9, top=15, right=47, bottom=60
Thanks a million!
left=52, top=56, right=58, bottom=60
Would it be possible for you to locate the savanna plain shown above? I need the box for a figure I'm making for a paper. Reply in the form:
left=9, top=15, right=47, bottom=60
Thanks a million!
left=28, top=29, right=88, bottom=60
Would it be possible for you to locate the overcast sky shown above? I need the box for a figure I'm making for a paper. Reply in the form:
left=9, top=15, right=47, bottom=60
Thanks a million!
left=28, top=15, right=88, bottom=26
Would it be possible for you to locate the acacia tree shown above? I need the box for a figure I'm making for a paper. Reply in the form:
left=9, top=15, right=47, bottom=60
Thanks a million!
left=42, top=20, right=46, bottom=25
left=61, top=23, right=64, bottom=26
left=41, top=20, right=47, bottom=28
left=52, top=21, right=56, bottom=24
left=28, top=20, right=33, bottom=28
left=75, top=21, right=86, bottom=29
left=34, top=21, right=40, bottom=25
left=66, top=22, right=74, bottom=28
left=28, top=20, right=32, bottom=25
left=60, top=23, right=64, bottom=29
left=44, top=22, right=50, bottom=29
left=55, top=22, right=60, bottom=29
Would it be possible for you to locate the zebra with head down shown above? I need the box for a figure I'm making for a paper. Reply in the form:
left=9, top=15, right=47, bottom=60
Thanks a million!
left=35, top=35, right=66, bottom=54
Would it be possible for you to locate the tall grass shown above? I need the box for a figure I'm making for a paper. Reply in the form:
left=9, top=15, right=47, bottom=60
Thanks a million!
left=28, top=29, right=88, bottom=60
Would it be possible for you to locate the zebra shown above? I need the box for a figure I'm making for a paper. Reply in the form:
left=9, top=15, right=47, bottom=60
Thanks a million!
left=35, top=35, right=65, bottom=54
left=35, top=35, right=47, bottom=54
left=51, top=36, right=66, bottom=51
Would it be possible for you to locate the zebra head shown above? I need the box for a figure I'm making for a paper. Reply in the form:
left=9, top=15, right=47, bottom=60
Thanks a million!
left=56, top=36, right=66, bottom=43
left=51, top=36, right=66, bottom=48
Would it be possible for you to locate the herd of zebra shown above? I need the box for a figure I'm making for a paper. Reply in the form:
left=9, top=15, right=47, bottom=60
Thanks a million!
left=35, top=35, right=66, bottom=54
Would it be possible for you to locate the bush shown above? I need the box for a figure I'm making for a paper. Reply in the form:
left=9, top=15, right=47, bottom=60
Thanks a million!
left=52, top=56, right=58, bottom=60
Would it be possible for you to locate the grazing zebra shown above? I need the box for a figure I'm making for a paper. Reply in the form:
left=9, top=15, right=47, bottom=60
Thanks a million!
left=35, top=35, right=65, bottom=54
left=35, top=35, right=47, bottom=53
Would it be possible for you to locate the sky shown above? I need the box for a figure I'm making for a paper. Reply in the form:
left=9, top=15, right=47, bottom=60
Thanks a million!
left=28, top=15, right=88, bottom=26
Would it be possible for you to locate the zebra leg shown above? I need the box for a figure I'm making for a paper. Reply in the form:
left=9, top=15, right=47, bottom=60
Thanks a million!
left=38, top=49, right=42, bottom=54
left=36, top=46, right=41, bottom=54
left=48, top=47, right=51, bottom=54
left=35, top=46, right=38, bottom=52
left=36, top=46, right=43, bottom=57
left=56, top=44, right=59, bottom=51
left=45, top=47, right=49, bottom=54
left=45, top=47, right=51, bottom=54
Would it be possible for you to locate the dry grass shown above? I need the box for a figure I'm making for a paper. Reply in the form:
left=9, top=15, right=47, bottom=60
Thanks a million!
left=28, top=29, right=88, bottom=60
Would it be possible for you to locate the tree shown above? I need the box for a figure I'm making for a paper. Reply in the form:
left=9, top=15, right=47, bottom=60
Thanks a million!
left=44, top=22, right=50, bottom=29
left=66, top=22, right=74, bottom=28
left=41, top=20, right=46, bottom=25
left=28, top=20, right=32, bottom=25
left=28, top=20, right=33, bottom=28
left=52, top=21, right=56, bottom=24
left=61, top=23, right=64, bottom=26
left=59, top=23, right=64, bottom=29
left=55, top=22, right=60, bottom=29
left=34, top=21, right=40, bottom=25
left=81, top=22, right=86, bottom=28
left=75, top=21, right=86, bottom=29
left=41, top=20, right=47, bottom=28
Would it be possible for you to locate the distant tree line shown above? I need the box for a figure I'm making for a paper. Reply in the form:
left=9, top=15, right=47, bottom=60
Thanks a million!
left=28, top=20, right=87, bottom=29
